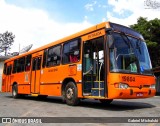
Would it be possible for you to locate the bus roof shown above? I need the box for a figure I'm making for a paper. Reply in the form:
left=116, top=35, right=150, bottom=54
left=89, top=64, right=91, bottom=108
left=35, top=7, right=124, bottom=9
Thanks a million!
left=5, top=21, right=143, bottom=62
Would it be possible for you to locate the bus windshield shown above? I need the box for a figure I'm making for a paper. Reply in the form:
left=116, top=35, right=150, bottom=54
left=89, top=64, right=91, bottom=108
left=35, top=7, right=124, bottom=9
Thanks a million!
left=109, top=32, right=152, bottom=75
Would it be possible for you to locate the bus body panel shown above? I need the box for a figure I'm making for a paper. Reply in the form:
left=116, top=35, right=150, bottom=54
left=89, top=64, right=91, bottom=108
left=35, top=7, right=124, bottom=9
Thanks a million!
left=11, top=72, right=31, bottom=94
left=18, top=85, right=30, bottom=94
left=107, top=73, right=156, bottom=99
left=1, top=21, right=156, bottom=103
left=40, top=84, right=61, bottom=96
left=40, top=61, right=82, bottom=96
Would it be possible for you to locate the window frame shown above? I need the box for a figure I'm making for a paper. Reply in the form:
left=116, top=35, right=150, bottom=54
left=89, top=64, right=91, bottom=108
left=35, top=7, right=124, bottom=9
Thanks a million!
left=12, top=59, right=18, bottom=74
left=12, top=56, right=25, bottom=73
left=42, top=49, right=48, bottom=68
left=16, top=57, right=25, bottom=73
left=46, top=44, right=62, bottom=67
left=6, top=65, right=12, bottom=75
left=62, top=38, right=81, bottom=65
left=25, top=55, right=32, bottom=71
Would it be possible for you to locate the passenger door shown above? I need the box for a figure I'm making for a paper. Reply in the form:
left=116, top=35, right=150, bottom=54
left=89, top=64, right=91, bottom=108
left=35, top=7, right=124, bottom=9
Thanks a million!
left=31, top=56, right=42, bottom=94
left=83, top=37, right=105, bottom=97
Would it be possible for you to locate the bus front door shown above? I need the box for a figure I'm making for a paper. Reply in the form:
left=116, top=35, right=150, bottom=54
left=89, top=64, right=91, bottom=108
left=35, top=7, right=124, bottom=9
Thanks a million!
left=83, top=37, right=105, bottom=97
left=31, top=56, right=42, bottom=94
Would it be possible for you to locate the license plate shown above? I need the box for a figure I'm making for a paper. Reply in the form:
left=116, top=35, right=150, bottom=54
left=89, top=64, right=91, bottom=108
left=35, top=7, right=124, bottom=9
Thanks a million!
left=136, top=93, right=143, bottom=97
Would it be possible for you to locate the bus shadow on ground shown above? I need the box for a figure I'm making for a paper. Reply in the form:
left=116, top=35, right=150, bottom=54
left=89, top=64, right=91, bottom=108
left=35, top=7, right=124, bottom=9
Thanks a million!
left=79, top=99, right=156, bottom=111
left=4, top=93, right=156, bottom=111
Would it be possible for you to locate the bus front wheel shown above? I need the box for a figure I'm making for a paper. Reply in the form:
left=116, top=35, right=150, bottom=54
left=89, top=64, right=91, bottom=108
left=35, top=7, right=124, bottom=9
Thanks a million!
left=12, top=84, right=19, bottom=99
left=65, top=82, right=79, bottom=106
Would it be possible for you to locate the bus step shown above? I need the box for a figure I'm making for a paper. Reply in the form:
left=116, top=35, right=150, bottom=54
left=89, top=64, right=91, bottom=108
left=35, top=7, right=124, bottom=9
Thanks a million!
left=91, top=88, right=104, bottom=96
left=83, top=93, right=91, bottom=96
left=31, top=94, right=39, bottom=97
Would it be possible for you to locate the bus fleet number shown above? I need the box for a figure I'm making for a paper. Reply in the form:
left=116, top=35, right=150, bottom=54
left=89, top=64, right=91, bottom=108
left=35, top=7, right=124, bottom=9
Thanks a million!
left=122, top=76, right=136, bottom=82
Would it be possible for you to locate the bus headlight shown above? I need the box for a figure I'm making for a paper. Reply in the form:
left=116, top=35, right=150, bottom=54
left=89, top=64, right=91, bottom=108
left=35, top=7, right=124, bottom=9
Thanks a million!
left=114, top=83, right=129, bottom=89
left=150, top=84, right=156, bottom=89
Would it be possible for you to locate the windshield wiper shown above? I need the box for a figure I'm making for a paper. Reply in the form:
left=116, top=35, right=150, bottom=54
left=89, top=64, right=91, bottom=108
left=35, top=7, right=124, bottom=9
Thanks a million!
left=136, top=39, right=142, bottom=54
left=120, top=32, right=133, bottom=53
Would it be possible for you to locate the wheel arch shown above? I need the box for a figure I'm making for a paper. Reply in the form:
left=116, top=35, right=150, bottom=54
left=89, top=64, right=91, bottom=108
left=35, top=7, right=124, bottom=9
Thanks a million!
left=61, top=77, right=77, bottom=95
left=12, top=82, right=19, bottom=98
left=12, top=82, right=18, bottom=86
left=12, top=82, right=18, bottom=91
left=61, top=78, right=80, bottom=105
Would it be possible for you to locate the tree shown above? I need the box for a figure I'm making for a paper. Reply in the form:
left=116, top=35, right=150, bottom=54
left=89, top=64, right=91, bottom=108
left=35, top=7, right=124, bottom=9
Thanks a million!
left=0, top=31, right=15, bottom=56
left=130, top=17, right=160, bottom=68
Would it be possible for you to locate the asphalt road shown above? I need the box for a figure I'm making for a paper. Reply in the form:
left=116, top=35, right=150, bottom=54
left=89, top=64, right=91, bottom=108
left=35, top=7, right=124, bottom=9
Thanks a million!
left=0, top=92, right=160, bottom=126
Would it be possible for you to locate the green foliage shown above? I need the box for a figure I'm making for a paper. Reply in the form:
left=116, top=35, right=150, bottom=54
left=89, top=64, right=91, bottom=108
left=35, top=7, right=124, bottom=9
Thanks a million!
left=130, top=17, right=160, bottom=68
left=0, top=31, right=15, bottom=56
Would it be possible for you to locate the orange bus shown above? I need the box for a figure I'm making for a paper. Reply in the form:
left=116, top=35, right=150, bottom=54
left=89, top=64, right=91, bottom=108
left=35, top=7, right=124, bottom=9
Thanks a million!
left=2, top=22, right=156, bottom=105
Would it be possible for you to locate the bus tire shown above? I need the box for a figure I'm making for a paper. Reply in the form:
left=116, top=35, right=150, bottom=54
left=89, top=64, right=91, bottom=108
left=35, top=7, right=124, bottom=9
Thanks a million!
left=65, top=82, right=79, bottom=106
left=12, top=84, right=19, bottom=99
left=99, top=99, right=113, bottom=105
left=62, top=91, right=66, bottom=103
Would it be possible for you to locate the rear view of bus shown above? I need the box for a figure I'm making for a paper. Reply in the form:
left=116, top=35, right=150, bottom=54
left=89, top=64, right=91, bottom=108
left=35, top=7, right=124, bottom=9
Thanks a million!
left=106, top=23, right=156, bottom=100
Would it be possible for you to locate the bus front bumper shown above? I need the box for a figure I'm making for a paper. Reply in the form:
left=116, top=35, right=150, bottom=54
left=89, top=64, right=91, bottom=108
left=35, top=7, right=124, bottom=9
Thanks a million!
left=108, top=87, right=156, bottom=99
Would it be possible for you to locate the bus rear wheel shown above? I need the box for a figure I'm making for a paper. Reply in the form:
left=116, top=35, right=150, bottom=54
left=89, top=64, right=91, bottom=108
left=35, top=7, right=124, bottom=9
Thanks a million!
left=99, top=99, right=113, bottom=105
left=65, top=82, right=79, bottom=106
left=12, top=84, right=19, bottom=99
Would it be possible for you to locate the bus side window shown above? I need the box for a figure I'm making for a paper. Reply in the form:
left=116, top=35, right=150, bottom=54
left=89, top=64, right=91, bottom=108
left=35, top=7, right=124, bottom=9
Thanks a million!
left=17, top=57, right=25, bottom=72
left=12, top=59, right=18, bottom=73
left=42, top=49, right=48, bottom=68
left=25, top=55, right=31, bottom=71
left=46, top=45, right=61, bottom=67
left=69, top=50, right=79, bottom=63
left=62, top=39, right=80, bottom=64
left=62, top=43, right=70, bottom=64
left=7, top=65, right=12, bottom=75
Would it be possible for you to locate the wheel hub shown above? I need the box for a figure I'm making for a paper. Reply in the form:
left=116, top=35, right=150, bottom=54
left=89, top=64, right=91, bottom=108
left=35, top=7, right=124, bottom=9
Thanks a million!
left=13, top=89, right=16, bottom=96
left=66, top=88, right=73, bottom=99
